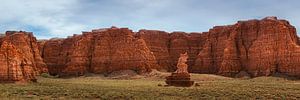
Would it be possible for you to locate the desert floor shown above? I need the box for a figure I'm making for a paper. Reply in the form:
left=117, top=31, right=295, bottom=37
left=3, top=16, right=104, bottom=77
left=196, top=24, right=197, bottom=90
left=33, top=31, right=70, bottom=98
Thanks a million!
left=0, top=71, right=300, bottom=99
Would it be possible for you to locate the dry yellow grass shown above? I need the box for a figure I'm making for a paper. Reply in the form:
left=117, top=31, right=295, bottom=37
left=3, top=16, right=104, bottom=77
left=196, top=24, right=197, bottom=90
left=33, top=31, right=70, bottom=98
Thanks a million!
left=0, top=73, right=299, bottom=99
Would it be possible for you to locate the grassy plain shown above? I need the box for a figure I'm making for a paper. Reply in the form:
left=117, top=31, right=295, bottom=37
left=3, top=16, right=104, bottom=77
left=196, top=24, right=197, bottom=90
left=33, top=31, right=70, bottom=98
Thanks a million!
left=0, top=73, right=299, bottom=99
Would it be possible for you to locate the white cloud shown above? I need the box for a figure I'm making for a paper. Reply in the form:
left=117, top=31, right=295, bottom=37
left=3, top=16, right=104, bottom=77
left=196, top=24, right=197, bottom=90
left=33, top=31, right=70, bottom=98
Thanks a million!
left=0, top=0, right=86, bottom=38
left=0, top=0, right=300, bottom=39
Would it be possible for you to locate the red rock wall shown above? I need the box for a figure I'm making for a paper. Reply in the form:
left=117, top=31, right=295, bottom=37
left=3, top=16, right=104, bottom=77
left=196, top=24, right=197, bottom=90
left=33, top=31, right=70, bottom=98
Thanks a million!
left=40, top=28, right=158, bottom=76
left=39, top=38, right=64, bottom=75
left=136, top=30, right=206, bottom=72
left=0, top=31, right=47, bottom=82
left=90, top=28, right=158, bottom=74
left=169, top=32, right=206, bottom=72
left=136, top=30, right=172, bottom=71
left=37, top=17, right=300, bottom=78
left=2, top=17, right=298, bottom=80
left=194, top=17, right=300, bottom=77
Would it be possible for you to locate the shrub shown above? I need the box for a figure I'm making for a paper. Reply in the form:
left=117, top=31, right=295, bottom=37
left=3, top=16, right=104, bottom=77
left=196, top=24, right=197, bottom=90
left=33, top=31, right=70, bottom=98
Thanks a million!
left=40, top=73, right=59, bottom=78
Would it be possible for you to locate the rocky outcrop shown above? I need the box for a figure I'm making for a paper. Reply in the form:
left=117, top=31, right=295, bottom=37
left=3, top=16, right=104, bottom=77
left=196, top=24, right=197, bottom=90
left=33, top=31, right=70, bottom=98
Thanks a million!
left=194, top=17, right=300, bottom=77
left=1, top=16, right=299, bottom=80
left=166, top=52, right=194, bottom=87
left=90, top=28, right=158, bottom=74
left=0, top=31, right=47, bottom=82
left=36, top=16, right=300, bottom=78
left=40, top=27, right=158, bottom=76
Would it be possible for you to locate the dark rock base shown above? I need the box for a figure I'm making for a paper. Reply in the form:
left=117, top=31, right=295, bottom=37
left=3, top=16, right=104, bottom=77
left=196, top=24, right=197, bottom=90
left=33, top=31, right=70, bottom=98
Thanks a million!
left=165, top=73, right=194, bottom=87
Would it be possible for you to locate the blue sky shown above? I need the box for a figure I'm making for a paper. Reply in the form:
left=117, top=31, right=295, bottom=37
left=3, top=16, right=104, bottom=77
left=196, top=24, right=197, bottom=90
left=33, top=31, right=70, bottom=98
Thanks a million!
left=0, top=0, right=299, bottom=39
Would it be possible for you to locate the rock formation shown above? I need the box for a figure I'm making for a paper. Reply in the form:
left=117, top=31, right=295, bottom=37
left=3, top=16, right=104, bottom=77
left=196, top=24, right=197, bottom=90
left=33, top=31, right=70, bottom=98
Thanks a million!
left=136, top=30, right=206, bottom=72
left=138, top=17, right=300, bottom=78
left=0, top=31, right=47, bottom=82
left=175, top=52, right=189, bottom=73
left=136, top=30, right=172, bottom=71
left=40, top=27, right=158, bottom=76
left=38, top=38, right=64, bottom=76
left=194, top=16, right=300, bottom=77
left=166, top=52, right=194, bottom=87
left=0, top=16, right=298, bottom=80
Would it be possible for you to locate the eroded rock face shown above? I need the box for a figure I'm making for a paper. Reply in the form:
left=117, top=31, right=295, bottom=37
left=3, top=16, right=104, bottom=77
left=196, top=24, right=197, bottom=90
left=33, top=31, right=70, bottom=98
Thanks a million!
left=137, top=30, right=206, bottom=72
left=37, top=17, right=300, bottom=78
left=0, top=31, right=47, bottom=82
left=136, top=30, right=172, bottom=71
left=169, top=32, right=206, bottom=71
left=39, top=38, right=64, bottom=76
left=90, top=28, right=158, bottom=74
left=194, top=17, right=300, bottom=77
left=40, top=27, right=158, bottom=76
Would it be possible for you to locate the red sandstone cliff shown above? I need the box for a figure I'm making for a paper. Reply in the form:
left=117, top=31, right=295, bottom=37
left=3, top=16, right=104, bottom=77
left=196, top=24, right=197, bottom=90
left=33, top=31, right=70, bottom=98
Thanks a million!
left=40, top=27, right=158, bottom=76
left=2, top=16, right=296, bottom=79
left=136, top=17, right=300, bottom=78
left=0, top=31, right=47, bottom=82
left=136, top=30, right=206, bottom=72
left=194, top=17, right=300, bottom=77
left=136, top=30, right=172, bottom=71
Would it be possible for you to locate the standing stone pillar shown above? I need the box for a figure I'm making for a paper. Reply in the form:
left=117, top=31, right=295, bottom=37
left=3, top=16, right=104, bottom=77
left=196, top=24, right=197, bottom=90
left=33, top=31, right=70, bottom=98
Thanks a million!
left=165, top=52, right=194, bottom=87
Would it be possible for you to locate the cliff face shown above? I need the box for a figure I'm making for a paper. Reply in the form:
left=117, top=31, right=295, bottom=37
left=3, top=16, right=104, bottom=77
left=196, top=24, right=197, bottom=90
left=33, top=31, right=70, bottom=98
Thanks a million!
left=136, top=30, right=206, bottom=72
left=136, top=17, right=300, bottom=77
left=90, top=28, right=158, bottom=74
left=136, top=30, right=172, bottom=71
left=0, top=31, right=47, bottom=82
left=194, top=17, right=300, bottom=77
left=169, top=32, right=206, bottom=72
left=39, top=38, right=64, bottom=76
left=40, top=17, right=300, bottom=77
left=6, top=16, right=298, bottom=78
left=40, top=27, right=158, bottom=76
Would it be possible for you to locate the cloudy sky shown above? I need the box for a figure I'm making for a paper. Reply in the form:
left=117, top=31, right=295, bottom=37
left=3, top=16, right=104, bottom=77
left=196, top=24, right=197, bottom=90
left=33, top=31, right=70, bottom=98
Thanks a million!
left=0, top=0, right=299, bottom=39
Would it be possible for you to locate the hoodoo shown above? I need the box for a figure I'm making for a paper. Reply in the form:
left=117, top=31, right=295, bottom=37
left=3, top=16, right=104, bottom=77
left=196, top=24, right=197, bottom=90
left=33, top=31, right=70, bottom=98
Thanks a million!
left=166, top=52, right=194, bottom=87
